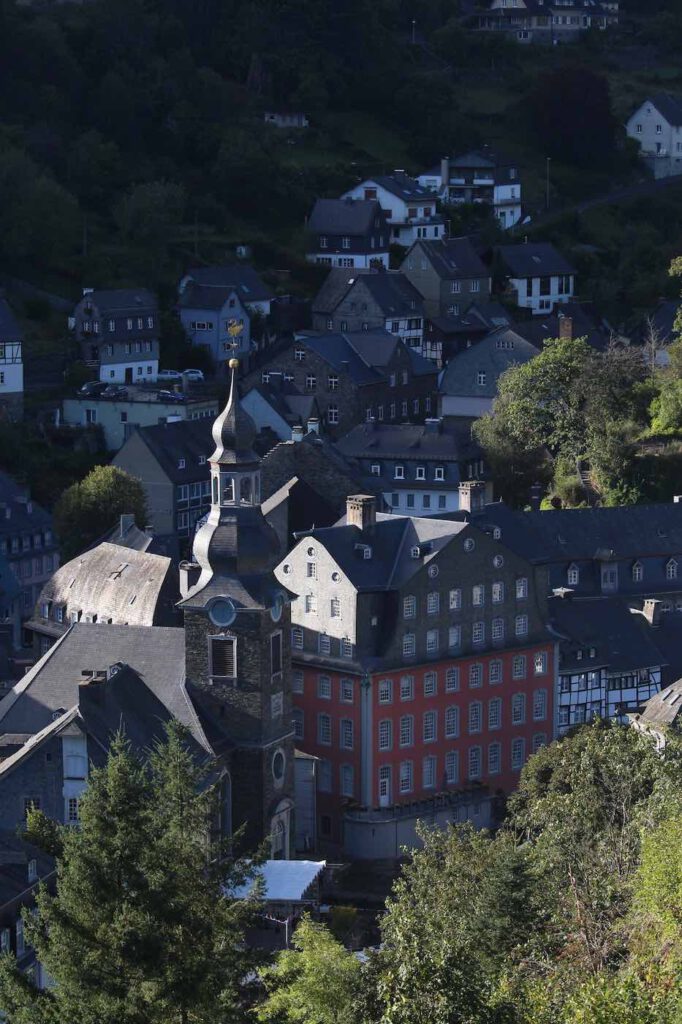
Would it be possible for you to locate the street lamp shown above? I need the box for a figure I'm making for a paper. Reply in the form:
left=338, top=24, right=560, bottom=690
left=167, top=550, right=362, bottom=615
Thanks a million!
left=546, top=157, right=551, bottom=212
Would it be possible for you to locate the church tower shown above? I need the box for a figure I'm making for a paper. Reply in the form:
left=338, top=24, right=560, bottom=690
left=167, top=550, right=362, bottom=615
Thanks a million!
left=179, top=360, right=294, bottom=856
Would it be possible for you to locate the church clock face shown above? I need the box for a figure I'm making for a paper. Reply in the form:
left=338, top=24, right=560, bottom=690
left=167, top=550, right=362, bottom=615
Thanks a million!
left=209, top=597, right=237, bottom=628
left=270, top=593, right=285, bottom=623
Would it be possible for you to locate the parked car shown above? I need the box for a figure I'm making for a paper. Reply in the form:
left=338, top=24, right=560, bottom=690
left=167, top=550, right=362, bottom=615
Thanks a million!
left=78, top=380, right=108, bottom=397
left=101, top=384, right=128, bottom=399
left=156, top=389, right=186, bottom=403
left=181, top=368, right=205, bottom=382
left=157, top=369, right=183, bottom=382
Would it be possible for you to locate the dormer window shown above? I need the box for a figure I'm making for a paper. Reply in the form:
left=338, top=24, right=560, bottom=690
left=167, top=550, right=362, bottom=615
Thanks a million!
left=567, top=563, right=579, bottom=586
left=434, top=467, right=445, bottom=481
left=411, top=546, right=421, bottom=559
left=416, top=466, right=425, bottom=481
left=667, top=558, right=678, bottom=581
left=178, top=458, right=185, bottom=470
left=199, top=455, right=206, bottom=465
left=370, top=464, right=381, bottom=476
left=395, top=465, right=405, bottom=479
left=632, top=561, right=643, bottom=582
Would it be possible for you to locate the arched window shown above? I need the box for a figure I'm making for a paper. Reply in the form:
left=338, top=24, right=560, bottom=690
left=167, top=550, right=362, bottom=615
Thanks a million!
left=212, top=476, right=218, bottom=504
left=240, top=476, right=252, bottom=503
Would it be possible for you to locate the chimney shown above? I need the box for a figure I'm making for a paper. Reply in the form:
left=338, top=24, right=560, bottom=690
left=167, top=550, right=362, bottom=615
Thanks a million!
left=440, top=156, right=449, bottom=187
left=119, top=513, right=135, bottom=537
left=530, top=481, right=543, bottom=511
left=458, top=480, right=486, bottom=512
left=82, top=287, right=94, bottom=296
left=79, top=669, right=107, bottom=704
left=558, top=314, right=573, bottom=341
left=642, top=598, right=663, bottom=628
left=179, top=560, right=201, bottom=599
left=346, top=494, right=377, bottom=531
left=307, top=417, right=320, bottom=435
left=291, top=424, right=304, bottom=443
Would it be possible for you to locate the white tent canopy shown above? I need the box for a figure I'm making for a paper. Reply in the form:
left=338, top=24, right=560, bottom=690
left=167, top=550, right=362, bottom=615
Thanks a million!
left=232, top=860, right=326, bottom=903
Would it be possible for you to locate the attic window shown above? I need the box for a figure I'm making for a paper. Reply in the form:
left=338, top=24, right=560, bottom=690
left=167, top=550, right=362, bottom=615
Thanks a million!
left=411, top=546, right=421, bottom=559
left=178, top=458, right=186, bottom=469
left=199, top=455, right=206, bottom=465
left=355, top=543, right=372, bottom=560
left=493, top=527, right=502, bottom=540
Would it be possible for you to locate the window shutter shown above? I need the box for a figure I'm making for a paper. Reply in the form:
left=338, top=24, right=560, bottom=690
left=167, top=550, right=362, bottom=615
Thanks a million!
left=211, top=637, right=236, bottom=678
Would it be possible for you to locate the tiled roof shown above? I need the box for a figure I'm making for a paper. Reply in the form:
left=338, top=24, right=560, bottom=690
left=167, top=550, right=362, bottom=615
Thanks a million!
left=428, top=301, right=512, bottom=336
left=513, top=303, right=608, bottom=352
left=439, top=327, right=539, bottom=398
left=179, top=265, right=273, bottom=309
left=497, top=243, right=576, bottom=279
left=358, top=273, right=424, bottom=317
left=352, top=173, right=441, bottom=203
left=646, top=93, right=682, bottom=128
left=469, top=501, right=682, bottom=562
left=308, top=198, right=383, bottom=235
left=638, top=677, right=682, bottom=727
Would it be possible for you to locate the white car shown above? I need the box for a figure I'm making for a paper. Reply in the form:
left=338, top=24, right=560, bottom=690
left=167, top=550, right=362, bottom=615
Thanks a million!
left=157, top=369, right=183, bottom=382
left=182, top=368, right=205, bottom=382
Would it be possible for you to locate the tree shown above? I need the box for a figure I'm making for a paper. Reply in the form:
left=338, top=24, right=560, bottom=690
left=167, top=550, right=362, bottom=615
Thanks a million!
left=375, top=823, right=529, bottom=1024
left=527, top=66, right=617, bottom=168
left=0, top=724, right=258, bottom=1024
left=53, top=465, right=148, bottom=560
left=257, top=915, right=362, bottom=1024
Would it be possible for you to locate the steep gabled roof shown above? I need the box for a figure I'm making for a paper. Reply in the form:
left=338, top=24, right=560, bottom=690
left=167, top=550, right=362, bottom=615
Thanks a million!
left=357, top=273, right=424, bottom=317
left=548, top=596, right=665, bottom=673
left=349, top=173, right=441, bottom=204
left=439, top=327, right=539, bottom=399
left=131, top=418, right=213, bottom=483
left=335, top=421, right=481, bottom=464
left=409, top=237, right=488, bottom=281
left=643, top=93, right=682, bottom=127
left=178, top=265, right=273, bottom=310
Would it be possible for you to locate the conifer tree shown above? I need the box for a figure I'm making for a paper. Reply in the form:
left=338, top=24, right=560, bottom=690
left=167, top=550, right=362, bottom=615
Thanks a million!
left=0, top=724, right=258, bottom=1024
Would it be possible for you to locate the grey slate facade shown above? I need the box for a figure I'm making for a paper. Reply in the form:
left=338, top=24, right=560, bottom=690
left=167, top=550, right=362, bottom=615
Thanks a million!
left=70, top=288, right=159, bottom=383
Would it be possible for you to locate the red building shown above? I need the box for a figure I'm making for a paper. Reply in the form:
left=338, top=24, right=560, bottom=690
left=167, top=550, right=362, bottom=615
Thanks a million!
left=277, top=494, right=556, bottom=854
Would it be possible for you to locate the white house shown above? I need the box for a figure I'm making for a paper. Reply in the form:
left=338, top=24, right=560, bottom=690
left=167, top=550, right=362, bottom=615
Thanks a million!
left=340, top=172, right=445, bottom=247
left=0, top=298, right=23, bottom=420
left=418, top=150, right=522, bottom=230
left=626, top=94, right=682, bottom=179
left=496, top=242, right=576, bottom=315
left=476, top=0, right=618, bottom=44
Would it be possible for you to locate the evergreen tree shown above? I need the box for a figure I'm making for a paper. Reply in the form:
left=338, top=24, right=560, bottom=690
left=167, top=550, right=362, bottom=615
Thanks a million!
left=0, top=724, right=257, bottom=1024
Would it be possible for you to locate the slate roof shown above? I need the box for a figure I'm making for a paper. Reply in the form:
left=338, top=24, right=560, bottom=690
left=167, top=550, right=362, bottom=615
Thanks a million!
left=185, top=265, right=272, bottom=300
left=647, top=299, right=679, bottom=345
left=637, top=678, right=682, bottom=728
left=412, top=237, right=489, bottom=280
left=428, top=302, right=513, bottom=337
left=308, top=198, right=383, bottom=236
left=336, top=421, right=481, bottom=464
left=29, top=542, right=174, bottom=633
left=0, top=298, right=22, bottom=343
left=646, top=93, right=682, bottom=128
left=78, top=289, right=157, bottom=313
left=351, top=173, right=441, bottom=204
left=468, top=501, right=682, bottom=563
left=0, top=471, right=53, bottom=539
left=513, top=303, right=608, bottom=352
left=0, top=832, right=54, bottom=909
left=312, top=270, right=423, bottom=318
left=422, top=149, right=518, bottom=185
left=132, top=418, right=213, bottom=483
left=548, top=596, right=666, bottom=673
left=0, top=624, right=208, bottom=745
left=497, top=243, right=576, bottom=279
left=439, top=327, right=539, bottom=399
left=298, top=329, right=435, bottom=385
left=297, top=513, right=467, bottom=592
left=245, top=383, right=318, bottom=428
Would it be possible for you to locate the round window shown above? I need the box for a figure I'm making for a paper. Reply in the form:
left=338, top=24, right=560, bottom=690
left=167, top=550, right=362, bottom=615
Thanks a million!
left=331, top=571, right=341, bottom=582
left=272, top=750, right=285, bottom=782
left=307, top=546, right=316, bottom=557
left=428, top=564, right=439, bottom=578
left=271, top=593, right=284, bottom=622
left=208, top=598, right=236, bottom=628
left=464, top=538, right=475, bottom=553
left=493, top=554, right=504, bottom=568
left=282, top=563, right=292, bottom=575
